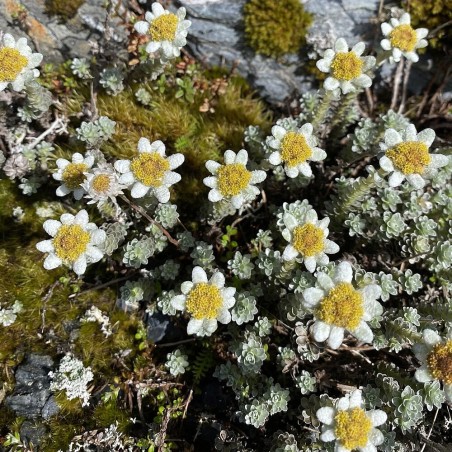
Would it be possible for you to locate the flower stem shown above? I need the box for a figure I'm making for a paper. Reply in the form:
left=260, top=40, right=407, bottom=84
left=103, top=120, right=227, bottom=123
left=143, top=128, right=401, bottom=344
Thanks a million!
left=119, top=194, right=179, bottom=247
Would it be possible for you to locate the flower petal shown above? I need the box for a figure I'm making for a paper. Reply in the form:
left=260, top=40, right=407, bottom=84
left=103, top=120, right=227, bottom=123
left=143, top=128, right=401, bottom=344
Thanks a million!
left=303, top=288, right=324, bottom=308
left=43, top=220, right=61, bottom=237
left=367, top=410, right=387, bottom=427
left=312, top=321, right=331, bottom=342
left=316, top=407, right=335, bottom=425
left=210, top=271, right=225, bottom=288
left=328, top=326, right=344, bottom=349
left=43, top=254, right=62, bottom=270
left=192, top=266, right=208, bottom=284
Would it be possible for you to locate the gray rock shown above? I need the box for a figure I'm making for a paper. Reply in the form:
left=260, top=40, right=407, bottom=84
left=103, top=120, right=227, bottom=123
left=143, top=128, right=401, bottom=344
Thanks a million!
left=5, top=354, right=59, bottom=420
left=177, top=0, right=380, bottom=106
left=0, top=0, right=128, bottom=62
left=20, top=420, right=48, bottom=448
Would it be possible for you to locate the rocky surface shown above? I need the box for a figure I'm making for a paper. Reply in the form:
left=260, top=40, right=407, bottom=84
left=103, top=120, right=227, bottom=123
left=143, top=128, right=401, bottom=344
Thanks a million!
left=5, top=353, right=59, bottom=420
left=176, top=0, right=380, bottom=105
left=0, top=0, right=128, bottom=62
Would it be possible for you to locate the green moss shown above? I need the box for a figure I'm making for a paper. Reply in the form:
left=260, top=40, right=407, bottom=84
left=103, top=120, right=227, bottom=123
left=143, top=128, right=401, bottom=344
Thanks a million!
left=404, top=0, right=452, bottom=48
left=244, top=0, right=313, bottom=58
left=45, top=0, right=85, bottom=20
left=93, top=399, right=131, bottom=432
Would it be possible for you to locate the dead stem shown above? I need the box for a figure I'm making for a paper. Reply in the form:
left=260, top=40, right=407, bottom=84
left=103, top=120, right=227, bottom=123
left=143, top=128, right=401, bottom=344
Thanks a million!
left=119, top=194, right=179, bottom=247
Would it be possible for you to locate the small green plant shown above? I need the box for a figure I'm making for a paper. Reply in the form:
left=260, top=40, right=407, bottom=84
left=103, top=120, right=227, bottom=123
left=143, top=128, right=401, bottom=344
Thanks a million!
left=45, top=0, right=85, bottom=20
left=243, top=0, right=312, bottom=58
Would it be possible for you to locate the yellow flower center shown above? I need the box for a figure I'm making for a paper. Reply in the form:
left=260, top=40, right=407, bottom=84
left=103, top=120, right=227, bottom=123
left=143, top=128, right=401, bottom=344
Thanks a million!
left=317, top=282, right=364, bottom=330
left=91, top=174, right=111, bottom=194
left=186, top=283, right=223, bottom=320
left=53, top=224, right=90, bottom=262
left=386, top=141, right=431, bottom=175
left=150, top=13, right=178, bottom=42
left=217, top=163, right=251, bottom=197
left=390, top=24, right=417, bottom=52
left=292, top=224, right=324, bottom=257
left=130, top=152, right=170, bottom=188
left=427, top=340, right=452, bottom=385
left=0, top=47, right=28, bottom=82
left=334, top=408, right=372, bottom=450
left=62, top=163, right=88, bottom=189
left=331, top=52, right=363, bottom=81
left=280, top=132, right=313, bottom=168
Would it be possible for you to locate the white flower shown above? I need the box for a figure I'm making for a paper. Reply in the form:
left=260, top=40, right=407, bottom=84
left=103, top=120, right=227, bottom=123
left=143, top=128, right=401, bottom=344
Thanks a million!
left=380, top=12, right=428, bottom=63
left=114, top=137, right=184, bottom=202
left=81, top=163, right=125, bottom=204
left=316, top=38, right=376, bottom=95
left=171, top=266, right=236, bottom=337
left=53, top=153, right=95, bottom=200
left=36, top=209, right=106, bottom=276
left=302, top=262, right=383, bottom=349
left=0, top=33, right=43, bottom=92
left=413, top=329, right=452, bottom=402
left=268, top=123, right=326, bottom=178
left=379, top=125, right=449, bottom=189
left=203, top=149, right=266, bottom=209
left=317, top=389, right=387, bottom=452
left=134, top=3, right=191, bottom=59
left=281, top=210, right=339, bottom=273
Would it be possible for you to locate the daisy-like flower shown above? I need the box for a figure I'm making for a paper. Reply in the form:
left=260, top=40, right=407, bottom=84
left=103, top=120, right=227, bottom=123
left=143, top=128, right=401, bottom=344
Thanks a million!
left=171, top=266, right=236, bottom=337
left=317, top=389, right=387, bottom=452
left=134, top=3, right=191, bottom=59
left=302, top=262, right=383, bottom=349
left=380, top=12, right=428, bottom=63
left=114, top=137, right=184, bottom=202
left=281, top=209, right=339, bottom=273
left=379, top=125, right=449, bottom=189
left=316, top=38, right=376, bottom=94
left=203, top=149, right=266, bottom=209
left=53, top=153, right=95, bottom=200
left=81, top=163, right=125, bottom=205
left=36, top=209, right=106, bottom=276
left=268, top=123, right=326, bottom=178
left=414, top=329, right=452, bottom=402
left=0, top=33, right=43, bottom=92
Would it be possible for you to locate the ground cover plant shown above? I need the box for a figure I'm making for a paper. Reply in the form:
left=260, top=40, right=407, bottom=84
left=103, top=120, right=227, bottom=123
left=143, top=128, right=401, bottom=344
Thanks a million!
left=0, top=0, right=451, bottom=450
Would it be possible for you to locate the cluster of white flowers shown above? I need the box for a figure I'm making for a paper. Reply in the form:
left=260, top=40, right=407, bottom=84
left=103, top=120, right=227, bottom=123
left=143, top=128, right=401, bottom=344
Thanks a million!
left=49, top=355, right=94, bottom=407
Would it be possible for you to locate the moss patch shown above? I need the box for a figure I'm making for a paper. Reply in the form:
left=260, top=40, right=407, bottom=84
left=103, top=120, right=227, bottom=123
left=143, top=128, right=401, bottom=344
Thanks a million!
left=45, top=0, right=85, bottom=20
left=244, top=0, right=313, bottom=58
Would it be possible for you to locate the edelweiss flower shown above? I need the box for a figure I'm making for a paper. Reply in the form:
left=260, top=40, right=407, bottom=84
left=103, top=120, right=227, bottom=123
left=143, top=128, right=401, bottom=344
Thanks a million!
left=114, top=137, right=184, bottom=202
left=317, top=389, right=387, bottom=452
left=381, top=12, right=428, bottom=63
left=316, top=39, right=376, bottom=94
left=0, top=33, right=43, bottom=92
left=414, top=329, right=452, bottom=402
left=36, top=210, right=106, bottom=276
left=204, top=149, right=266, bottom=209
left=379, top=125, right=449, bottom=189
left=281, top=209, right=339, bottom=273
left=134, top=3, right=191, bottom=59
left=81, top=163, right=125, bottom=204
left=53, top=153, right=95, bottom=200
left=171, top=267, right=236, bottom=337
left=302, top=262, right=382, bottom=349
left=268, top=123, right=326, bottom=178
